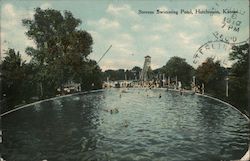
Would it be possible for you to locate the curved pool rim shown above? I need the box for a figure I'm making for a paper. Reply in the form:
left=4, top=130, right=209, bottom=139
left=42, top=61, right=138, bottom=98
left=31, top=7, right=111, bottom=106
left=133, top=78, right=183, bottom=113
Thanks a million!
left=3, top=88, right=248, bottom=120
left=0, top=89, right=106, bottom=117
left=1, top=88, right=249, bottom=160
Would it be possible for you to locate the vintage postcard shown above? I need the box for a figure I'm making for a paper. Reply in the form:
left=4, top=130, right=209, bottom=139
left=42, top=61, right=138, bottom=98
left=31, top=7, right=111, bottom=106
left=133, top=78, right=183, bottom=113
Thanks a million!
left=0, top=0, right=249, bottom=161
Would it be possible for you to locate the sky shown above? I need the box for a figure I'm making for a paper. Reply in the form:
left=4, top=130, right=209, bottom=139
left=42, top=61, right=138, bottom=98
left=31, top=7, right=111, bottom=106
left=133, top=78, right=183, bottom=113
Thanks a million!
left=0, top=0, right=249, bottom=71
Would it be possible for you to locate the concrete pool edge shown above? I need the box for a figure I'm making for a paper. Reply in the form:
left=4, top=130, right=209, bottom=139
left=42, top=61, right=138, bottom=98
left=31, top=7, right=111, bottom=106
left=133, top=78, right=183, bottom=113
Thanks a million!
left=195, top=93, right=250, bottom=121
left=0, top=89, right=106, bottom=117
left=195, top=93, right=250, bottom=161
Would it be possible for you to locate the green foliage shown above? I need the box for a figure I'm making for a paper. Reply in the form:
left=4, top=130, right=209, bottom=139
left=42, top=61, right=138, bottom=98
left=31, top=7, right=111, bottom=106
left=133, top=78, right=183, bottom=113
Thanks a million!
left=131, top=66, right=142, bottom=73
left=228, top=43, right=249, bottom=112
left=1, top=49, right=37, bottom=110
left=196, top=57, right=227, bottom=95
left=195, top=43, right=249, bottom=115
left=1, top=49, right=24, bottom=103
left=80, top=60, right=103, bottom=90
left=22, top=8, right=98, bottom=97
left=131, top=66, right=142, bottom=80
left=229, top=43, right=249, bottom=77
left=103, top=69, right=126, bottom=81
left=1, top=8, right=103, bottom=111
left=196, top=58, right=227, bottom=84
left=103, top=66, right=142, bottom=81
left=162, top=56, right=194, bottom=87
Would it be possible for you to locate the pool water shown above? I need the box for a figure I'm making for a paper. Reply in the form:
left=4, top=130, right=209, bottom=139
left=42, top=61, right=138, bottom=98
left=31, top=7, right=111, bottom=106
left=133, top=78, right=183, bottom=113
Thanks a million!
left=2, top=89, right=250, bottom=161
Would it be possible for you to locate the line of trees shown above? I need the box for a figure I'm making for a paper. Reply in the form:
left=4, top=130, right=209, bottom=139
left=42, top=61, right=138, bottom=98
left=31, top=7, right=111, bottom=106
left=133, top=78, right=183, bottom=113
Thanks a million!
left=102, top=66, right=142, bottom=81
left=1, top=8, right=102, bottom=112
left=194, top=43, right=249, bottom=115
left=153, top=43, right=249, bottom=115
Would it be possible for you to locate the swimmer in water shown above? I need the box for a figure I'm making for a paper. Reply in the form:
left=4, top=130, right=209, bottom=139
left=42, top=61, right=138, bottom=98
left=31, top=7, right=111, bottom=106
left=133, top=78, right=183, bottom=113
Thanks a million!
left=159, top=93, right=162, bottom=98
left=114, top=108, right=119, bottom=113
left=123, top=120, right=129, bottom=127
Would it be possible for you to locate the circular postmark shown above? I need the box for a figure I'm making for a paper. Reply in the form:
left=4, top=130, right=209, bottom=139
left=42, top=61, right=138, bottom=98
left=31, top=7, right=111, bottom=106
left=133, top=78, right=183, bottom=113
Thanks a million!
left=194, top=3, right=248, bottom=66
left=193, top=38, right=249, bottom=66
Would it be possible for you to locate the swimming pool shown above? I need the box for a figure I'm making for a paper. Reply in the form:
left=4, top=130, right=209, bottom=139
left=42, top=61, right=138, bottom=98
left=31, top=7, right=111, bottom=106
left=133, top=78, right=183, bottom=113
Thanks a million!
left=2, top=88, right=249, bottom=161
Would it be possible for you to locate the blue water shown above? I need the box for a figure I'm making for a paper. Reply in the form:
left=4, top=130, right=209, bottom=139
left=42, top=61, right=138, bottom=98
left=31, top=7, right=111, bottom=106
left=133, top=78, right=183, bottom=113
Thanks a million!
left=2, top=88, right=250, bottom=161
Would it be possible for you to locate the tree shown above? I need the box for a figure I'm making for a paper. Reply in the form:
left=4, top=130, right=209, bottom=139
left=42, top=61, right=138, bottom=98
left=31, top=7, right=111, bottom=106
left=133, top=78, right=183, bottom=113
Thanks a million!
left=103, top=69, right=126, bottom=81
left=229, top=43, right=249, bottom=77
left=102, top=67, right=141, bottom=81
left=162, top=56, right=194, bottom=87
left=1, top=49, right=40, bottom=111
left=80, top=60, right=102, bottom=90
left=131, top=66, right=142, bottom=80
left=22, top=8, right=98, bottom=97
left=196, top=57, right=227, bottom=96
left=228, top=43, right=249, bottom=113
left=1, top=49, right=25, bottom=109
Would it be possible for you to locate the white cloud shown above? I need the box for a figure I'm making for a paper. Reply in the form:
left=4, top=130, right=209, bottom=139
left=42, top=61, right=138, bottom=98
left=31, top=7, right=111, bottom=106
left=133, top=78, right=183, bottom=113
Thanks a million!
left=40, top=2, right=52, bottom=9
left=131, top=24, right=144, bottom=31
left=148, top=47, right=168, bottom=69
left=148, top=47, right=166, bottom=57
left=88, top=18, right=120, bottom=30
left=178, top=32, right=192, bottom=44
left=146, top=35, right=161, bottom=42
left=212, top=15, right=224, bottom=27
left=152, top=23, right=172, bottom=32
left=87, top=31, right=136, bottom=69
left=183, top=15, right=201, bottom=26
left=106, top=4, right=138, bottom=18
left=1, top=32, right=6, bottom=42
left=184, top=14, right=201, bottom=26
left=178, top=32, right=201, bottom=45
left=108, top=33, right=134, bottom=54
left=109, top=40, right=133, bottom=55
left=195, top=5, right=207, bottom=10
left=89, top=31, right=136, bottom=70
left=151, top=63, right=160, bottom=69
left=120, top=33, right=133, bottom=42
left=1, top=4, right=18, bottom=30
left=88, top=30, right=101, bottom=42
left=3, top=3, right=16, bottom=17
left=1, top=3, right=36, bottom=61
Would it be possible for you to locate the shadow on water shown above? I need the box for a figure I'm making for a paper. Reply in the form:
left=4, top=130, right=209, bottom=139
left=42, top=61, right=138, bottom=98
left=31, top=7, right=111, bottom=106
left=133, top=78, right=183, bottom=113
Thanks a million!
left=2, top=92, right=106, bottom=161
